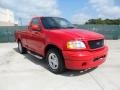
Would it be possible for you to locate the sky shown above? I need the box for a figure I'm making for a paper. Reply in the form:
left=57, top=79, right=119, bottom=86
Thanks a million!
left=0, top=0, right=120, bottom=25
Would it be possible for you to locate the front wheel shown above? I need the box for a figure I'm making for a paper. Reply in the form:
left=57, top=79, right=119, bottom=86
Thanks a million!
left=46, top=49, right=65, bottom=74
left=18, top=41, right=27, bottom=54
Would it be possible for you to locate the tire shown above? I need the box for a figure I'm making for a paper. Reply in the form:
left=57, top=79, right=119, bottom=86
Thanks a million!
left=46, top=48, right=65, bottom=74
left=18, top=41, right=27, bottom=54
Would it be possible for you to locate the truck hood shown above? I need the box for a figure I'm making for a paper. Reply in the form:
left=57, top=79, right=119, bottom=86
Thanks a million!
left=49, top=28, right=104, bottom=40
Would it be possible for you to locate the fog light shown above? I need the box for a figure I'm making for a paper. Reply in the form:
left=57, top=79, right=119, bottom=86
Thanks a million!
left=82, top=62, right=87, bottom=66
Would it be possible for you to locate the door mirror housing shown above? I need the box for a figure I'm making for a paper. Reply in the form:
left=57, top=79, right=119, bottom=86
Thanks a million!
left=31, top=25, right=40, bottom=31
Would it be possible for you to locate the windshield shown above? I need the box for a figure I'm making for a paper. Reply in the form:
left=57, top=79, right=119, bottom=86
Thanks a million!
left=41, top=17, right=75, bottom=29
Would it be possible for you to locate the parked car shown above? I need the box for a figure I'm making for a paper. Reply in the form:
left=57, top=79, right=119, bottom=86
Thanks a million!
left=15, top=17, right=108, bottom=74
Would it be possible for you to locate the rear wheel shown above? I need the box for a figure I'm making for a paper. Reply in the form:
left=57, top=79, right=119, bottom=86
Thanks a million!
left=18, top=41, right=27, bottom=54
left=46, top=48, right=65, bottom=74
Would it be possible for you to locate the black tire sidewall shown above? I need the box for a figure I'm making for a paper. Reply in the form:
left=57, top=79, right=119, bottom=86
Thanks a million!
left=18, top=41, right=27, bottom=54
left=18, top=41, right=23, bottom=54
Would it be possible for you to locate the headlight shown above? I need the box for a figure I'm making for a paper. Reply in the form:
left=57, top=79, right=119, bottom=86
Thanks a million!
left=67, top=40, right=86, bottom=49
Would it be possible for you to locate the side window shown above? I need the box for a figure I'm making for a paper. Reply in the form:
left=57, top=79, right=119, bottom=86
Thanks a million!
left=31, top=18, right=40, bottom=26
left=30, top=18, right=40, bottom=30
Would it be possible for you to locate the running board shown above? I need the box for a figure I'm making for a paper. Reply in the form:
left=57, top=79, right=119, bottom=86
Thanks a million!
left=28, top=51, right=43, bottom=59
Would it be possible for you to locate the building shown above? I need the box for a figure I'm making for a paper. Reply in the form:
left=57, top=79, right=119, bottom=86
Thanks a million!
left=0, top=7, right=18, bottom=26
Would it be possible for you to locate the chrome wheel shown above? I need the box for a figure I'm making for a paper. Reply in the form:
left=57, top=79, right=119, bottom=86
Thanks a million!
left=48, top=53, right=59, bottom=70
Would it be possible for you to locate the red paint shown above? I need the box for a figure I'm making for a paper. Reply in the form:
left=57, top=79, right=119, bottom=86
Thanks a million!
left=15, top=17, right=108, bottom=70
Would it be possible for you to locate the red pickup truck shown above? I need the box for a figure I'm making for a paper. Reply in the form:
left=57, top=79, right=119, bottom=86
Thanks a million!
left=15, top=17, right=108, bottom=74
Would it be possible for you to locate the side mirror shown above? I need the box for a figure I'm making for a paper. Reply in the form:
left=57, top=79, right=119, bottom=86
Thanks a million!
left=31, top=25, right=39, bottom=31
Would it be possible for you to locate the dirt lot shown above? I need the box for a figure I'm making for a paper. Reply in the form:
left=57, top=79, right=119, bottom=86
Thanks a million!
left=0, top=40, right=120, bottom=90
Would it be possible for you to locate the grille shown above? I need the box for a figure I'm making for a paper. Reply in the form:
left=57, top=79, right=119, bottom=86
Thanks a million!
left=88, top=39, right=104, bottom=49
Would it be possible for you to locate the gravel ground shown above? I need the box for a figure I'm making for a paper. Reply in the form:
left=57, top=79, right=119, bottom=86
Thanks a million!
left=0, top=40, right=120, bottom=90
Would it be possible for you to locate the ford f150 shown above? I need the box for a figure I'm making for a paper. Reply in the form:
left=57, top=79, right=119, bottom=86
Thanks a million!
left=15, top=17, right=108, bottom=74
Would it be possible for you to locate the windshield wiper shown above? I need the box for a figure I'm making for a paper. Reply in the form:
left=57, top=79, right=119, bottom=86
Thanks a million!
left=62, top=26, right=75, bottom=29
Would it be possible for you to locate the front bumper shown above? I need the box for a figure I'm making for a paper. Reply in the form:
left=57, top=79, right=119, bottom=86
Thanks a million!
left=63, top=46, right=108, bottom=70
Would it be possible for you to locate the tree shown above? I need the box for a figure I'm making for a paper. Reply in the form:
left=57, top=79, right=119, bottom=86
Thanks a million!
left=85, top=18, right=120, bottom=25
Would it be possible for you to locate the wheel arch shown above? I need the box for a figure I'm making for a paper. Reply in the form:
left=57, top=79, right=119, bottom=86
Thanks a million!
left=17, top=38, right=21, bottom=42
left=44, top=44, right=63, bottom=57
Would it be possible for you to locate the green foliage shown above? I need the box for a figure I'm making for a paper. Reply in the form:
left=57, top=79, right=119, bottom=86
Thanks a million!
left=85, top=18, right=120, bottom=25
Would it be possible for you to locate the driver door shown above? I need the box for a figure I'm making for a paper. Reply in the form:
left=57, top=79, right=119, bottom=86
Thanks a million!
left=30, top=18, right=45, bottom=55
